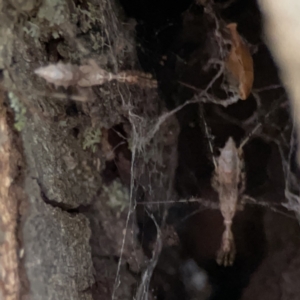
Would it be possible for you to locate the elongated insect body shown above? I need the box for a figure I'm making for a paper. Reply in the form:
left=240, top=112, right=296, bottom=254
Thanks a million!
left=212, top=137, right=245, bottom=266
left=35, top=61, right=158, bottom=89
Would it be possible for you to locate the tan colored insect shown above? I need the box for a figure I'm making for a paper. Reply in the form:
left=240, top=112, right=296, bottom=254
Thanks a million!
left=35, top=60, right=158, bottom=89
left=212, top=137, right=245, bottom=266
left=225, top=23, right=254, bottom=100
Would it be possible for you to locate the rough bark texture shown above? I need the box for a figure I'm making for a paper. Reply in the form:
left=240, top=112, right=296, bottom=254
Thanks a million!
left=0, top=0, right=179, bottom=299
left=0, top=84, right=23, bottom=300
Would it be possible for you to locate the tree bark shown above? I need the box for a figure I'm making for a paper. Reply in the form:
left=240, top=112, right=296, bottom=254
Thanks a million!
left=0, top=0, right=179, bottom=299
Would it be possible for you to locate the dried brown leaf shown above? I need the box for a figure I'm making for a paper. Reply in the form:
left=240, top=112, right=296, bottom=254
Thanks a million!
left=225, top=23, right=254, bottom=100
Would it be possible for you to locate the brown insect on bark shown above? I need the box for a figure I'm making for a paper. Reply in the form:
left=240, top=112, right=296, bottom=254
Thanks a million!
left=35, top=60, right=158, bottom=89
left=212, top=137, right=245, bottom=266
left=225, top=23, right=254, bottom=100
